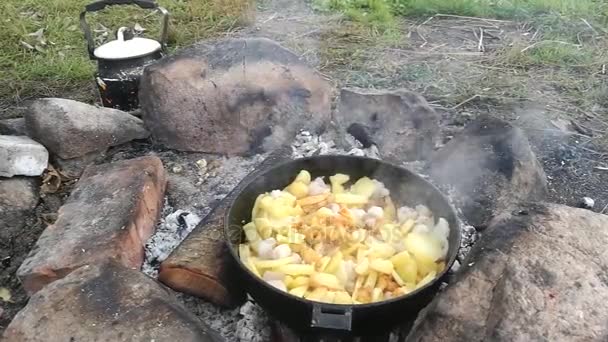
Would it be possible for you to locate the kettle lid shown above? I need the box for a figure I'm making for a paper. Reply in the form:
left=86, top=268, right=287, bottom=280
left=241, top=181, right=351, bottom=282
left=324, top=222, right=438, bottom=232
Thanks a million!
left=93, top=27, right=161, bottom=60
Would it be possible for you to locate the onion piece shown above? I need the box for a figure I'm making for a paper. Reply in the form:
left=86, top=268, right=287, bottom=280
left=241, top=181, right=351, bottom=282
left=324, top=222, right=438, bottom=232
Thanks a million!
left=308, top=177, right=330, bottom=196
left=397, top=206, right=418, bottom=223
left=266, top=279, right=287, bottom=292
left=272, top=244, right=292, bottom=259
left=263, top=271, right=285, bottom=281
left=367, top=206, right=384, bottom=219
left=258, top=238, right=277, bottom=259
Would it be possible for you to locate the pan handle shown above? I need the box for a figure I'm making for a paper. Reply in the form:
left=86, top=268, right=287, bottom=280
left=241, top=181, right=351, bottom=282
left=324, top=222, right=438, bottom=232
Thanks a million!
left=310, top=305, right=352, bottom=331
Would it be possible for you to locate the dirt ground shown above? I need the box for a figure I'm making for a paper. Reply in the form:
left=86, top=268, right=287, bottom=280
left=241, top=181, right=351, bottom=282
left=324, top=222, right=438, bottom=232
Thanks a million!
left=2, top=0, right=608, bottom=334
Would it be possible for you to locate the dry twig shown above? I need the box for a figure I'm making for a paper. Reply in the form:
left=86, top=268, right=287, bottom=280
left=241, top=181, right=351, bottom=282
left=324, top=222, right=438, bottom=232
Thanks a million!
left=477, top=27, right=485, bottom=52
left=451, top=94, right=480, bottom=110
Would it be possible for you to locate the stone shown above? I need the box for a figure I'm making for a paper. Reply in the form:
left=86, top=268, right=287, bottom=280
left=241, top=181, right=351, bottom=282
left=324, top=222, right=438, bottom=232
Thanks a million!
left=0, top=118, right=26, bottom=135
left=139, top=37, right=332, bottom=155
left=429, top=115, right=547, bottom=229
left=25, top=98, right=149, bottom=159
left=158, top=148, right=292, bottom=307
left=0, top=136, right=48, bottom=177
left=406, top=203, right=608, bottom=342
left=335, top=88, right=440, bottom=161
left=0, top=177, right=39, bottom=244
left=17, top=156, right=167, bottom=294
left=4, top=261, right=223, bottom=341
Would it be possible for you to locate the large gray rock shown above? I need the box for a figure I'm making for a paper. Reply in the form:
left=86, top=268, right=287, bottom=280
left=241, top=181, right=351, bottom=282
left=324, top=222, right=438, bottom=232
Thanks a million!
left=335, top=88, right=440, bottom=161
left=430, top=115, right=547, bottom=229
left=4, top=261, right=223, bottom=342
left=17, top=156, right=167, bottom=294
left=0, top=135, right=48, bottom=177
left=26, top=98, right=149, bottom=159
left=139, top=37, right=332, bottom=155
left=407, top=203, right=608, bottom=342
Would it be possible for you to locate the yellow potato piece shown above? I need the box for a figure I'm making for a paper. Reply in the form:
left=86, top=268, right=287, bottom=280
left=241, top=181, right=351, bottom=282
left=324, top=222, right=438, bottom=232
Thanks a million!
left=290, top=276, right=310, bottom=289
left=254, top=257, right=294, bottom=269
left=391, top=251, right=418, bottom=284
left=276, top=231, right=306, bottom=244
left=371, top=242, right=396, bottom=259
left=384, top=197, right=397, bottom=222
left=390, top=251, right=411, bottom=268
left=284, top=275, right=294, bottom=288
left=252, top=194, right=265, bottom=219
left=350, top=177, right=376, bottom=198
left=379, top=224, right=400, bottom=244
left=246, top=258, right=261, bottom=277
left=289, top=285, right=309, bottom=297
left=355, top=258, right=370, bottom=275
left=239, top=244, right=251, bottom=260
left=267, top=204, right=292, bottom=220
left=364, top=270, right=378, bottom=288
left=416, top=271, right=437, bottom=289
left=253, top=218, right=272, bottom=239
left=330, top=174, right=350, bottom=194
left=436, top=261, right=446, bottom=274
left=317, top=256, right=331, bottom=271
left=324, top=251, right=343, bottom=274
left=243, top=222, right=260, bottom=242
left=370, top=259, right=394, bottom=274
left=278, top=264, right=315, bottom=276
left=371, top=288, right=383, bottom=302
left=316, top=207, right=334, bottom=217
left=286, top=181, right=309, bottom=199
left=321, top=291, right=336, bottom=303
left=334, top=291, right=354, bottom=304
left=310, top=272, right=343, bottom=290
left=295, top=170, right=312, bottom=185
left=391, top=270, right=405, bottom=286
left=404, top=232, right=443, bottom=262
left=342, top=243, right=361, bottom=256
left=305, top=287, right=328, bottom=301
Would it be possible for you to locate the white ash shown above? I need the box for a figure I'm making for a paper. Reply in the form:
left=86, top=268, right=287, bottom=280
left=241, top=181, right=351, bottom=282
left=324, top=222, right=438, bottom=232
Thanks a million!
left=458, top=224, right=478, bottom=262
left=175, top=293, right=271, bottom=342
left=176, top=293, right=241, bottom=340
left=291, top=130, right=380, bottom=159
left=236, top=300, right=272, bottom=342
left=142, top=203, right=202, bottom=277
left=580, top=196, right=595, bottom=209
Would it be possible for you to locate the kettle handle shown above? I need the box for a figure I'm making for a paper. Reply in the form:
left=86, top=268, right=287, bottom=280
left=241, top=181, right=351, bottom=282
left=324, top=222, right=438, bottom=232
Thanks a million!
left=80, top=0, right=169, bottom=60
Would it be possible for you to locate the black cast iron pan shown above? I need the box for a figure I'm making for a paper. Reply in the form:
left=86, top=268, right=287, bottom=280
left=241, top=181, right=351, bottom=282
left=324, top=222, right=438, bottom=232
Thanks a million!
left=224, top=155, right=461, bottom=337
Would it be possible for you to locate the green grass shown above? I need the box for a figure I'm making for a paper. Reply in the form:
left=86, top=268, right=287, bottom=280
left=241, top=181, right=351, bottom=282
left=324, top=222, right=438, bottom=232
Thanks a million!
left=313, top=0, right=397, bottom=30
left=0, top=0, right=253, bottom=110
left=389, top=0, right=607, bottom=19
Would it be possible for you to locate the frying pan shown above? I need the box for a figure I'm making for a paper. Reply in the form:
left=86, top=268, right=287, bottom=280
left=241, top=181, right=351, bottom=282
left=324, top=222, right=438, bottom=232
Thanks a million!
left=224, top=155, right=461, bottom=336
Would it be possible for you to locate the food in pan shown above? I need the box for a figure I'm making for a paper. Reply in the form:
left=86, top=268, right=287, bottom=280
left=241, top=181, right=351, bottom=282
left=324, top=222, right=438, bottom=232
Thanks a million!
left=238, top=170, right=450, bottom=304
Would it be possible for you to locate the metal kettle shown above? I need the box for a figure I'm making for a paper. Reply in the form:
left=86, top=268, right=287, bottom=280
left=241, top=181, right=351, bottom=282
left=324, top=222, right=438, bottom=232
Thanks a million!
left=80, top=0, right=169, bottom=111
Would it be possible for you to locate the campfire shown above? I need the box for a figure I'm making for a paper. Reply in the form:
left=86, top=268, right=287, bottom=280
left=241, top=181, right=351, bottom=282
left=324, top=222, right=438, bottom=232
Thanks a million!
left=2, top=2, right=608, bottom=342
